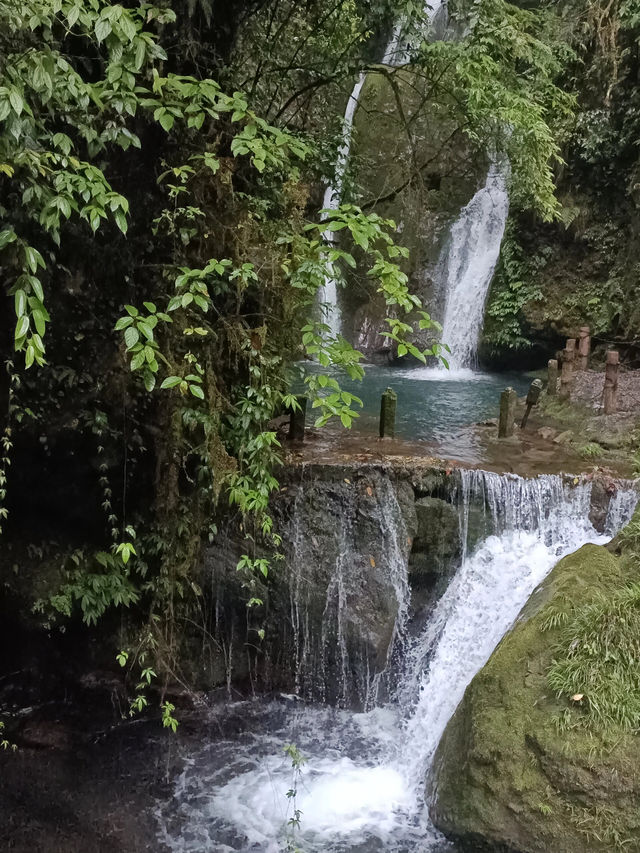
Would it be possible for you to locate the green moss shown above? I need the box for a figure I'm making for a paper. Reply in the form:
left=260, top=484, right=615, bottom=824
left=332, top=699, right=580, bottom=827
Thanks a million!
left=431, top=543, right=640, bottom=853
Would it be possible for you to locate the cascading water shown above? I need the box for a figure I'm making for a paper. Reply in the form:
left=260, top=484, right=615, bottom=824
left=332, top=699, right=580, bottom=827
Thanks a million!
left=382, top=0, right=445, bottom=65
left=284, top=472, right=412, bottom=708
left=436, top=164, right=509, bottom=371
left=156, top=471, right=638, bottom=853
left=605, top=482, right=639, bottom=535
left=319, top=0, right=445, bottom=337
left=319, top=73, right=366, bottom=338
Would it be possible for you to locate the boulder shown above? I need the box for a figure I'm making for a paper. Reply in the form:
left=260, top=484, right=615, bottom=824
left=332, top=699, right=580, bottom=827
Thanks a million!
left=430, top=543, right=640, bottom=853
left=409, top=496, right=461, bottom=591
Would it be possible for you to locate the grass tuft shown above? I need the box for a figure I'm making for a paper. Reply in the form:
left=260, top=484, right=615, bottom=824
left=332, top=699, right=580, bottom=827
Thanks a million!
left=547, top=583, right=640, bottom=731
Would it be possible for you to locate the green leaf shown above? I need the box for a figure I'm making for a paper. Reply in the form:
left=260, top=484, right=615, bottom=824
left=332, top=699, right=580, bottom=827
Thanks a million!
left=114, top=210, right=128, bottom=234
left=31, top=277, right=44, bottom=301
left=9, top=90, right=23, bottom=116
left=189, top=384, right=205, bottom=399
left=15, top=315, right=29, bottom=341
left=95, top=18, right=111, bottom=42
left=160, top=376, right=182, bottom=389
left=159, top=112, right=174, bottom=132
left=114, top=316, right=133, bottom=331
left=32, top=309, right=46, bottom=336
left=130, top=351, right=145, bottom=371
left=124, top=326, right=139, bottom=349
left=0, top=229, right=16, bottom=250
left=14, top=290, right=26, bottom=317
left=138, top=321, right=153, bottom=341
left=24, top=245, right=44, bottom=273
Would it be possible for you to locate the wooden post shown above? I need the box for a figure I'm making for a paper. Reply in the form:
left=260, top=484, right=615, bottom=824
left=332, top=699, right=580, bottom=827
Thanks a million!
left=288, top=395, right=307, bottom=441
left=603, top=351, right=619, bottom=415
left=560, top=338, right=576, bottom=399
left=379, top=387, right=397, bottom=438
left=521, top=379, right=543, bottom=429
left=547, top=359, right=558, bottom=396
left=577, top=326, right=591, bottom=371
left=498, top=387, right=517, bottom=438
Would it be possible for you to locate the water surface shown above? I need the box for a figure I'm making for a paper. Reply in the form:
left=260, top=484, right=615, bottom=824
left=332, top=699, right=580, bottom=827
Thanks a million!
left=298, top=363, right=530, bottom=448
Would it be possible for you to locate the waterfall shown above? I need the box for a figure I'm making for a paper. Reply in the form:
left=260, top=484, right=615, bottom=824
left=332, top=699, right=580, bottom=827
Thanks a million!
left=319, top=0, right=444, bottom=337
left=319, top=73, right=366, bottom=338
left=157, top=471, right=638, bottom=853
left=383, top=0, right=445, bottom=65
left=436, top=163, right=509, bottom=371
left=396, top=471, right=600, bottom=787
left=285, top=472, right=412, bottom=708
left=605, top=482, right=639, bottom=535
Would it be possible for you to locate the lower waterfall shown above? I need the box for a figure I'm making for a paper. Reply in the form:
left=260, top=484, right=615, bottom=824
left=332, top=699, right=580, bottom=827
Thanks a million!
left=156, top=471, right=638, bottom=853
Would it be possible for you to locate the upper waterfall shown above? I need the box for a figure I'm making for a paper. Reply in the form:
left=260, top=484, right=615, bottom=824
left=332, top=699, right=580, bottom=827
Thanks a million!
left=318, top=73, right=366, bottom=338
left=382, top=0, right=445, bottom=65
left=436, top=163, right=509, bottom=370
left=319, top=0, right=445, bottom=338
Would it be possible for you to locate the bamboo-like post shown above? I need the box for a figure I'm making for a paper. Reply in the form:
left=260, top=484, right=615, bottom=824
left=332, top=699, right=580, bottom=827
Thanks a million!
left=379, top=387, right=397, bottom=438
left=577, top=326, right=591, bottom=371
left=603, top=351, right=619, bottom=415
left=498, top=387, right=517, bottom=438
left=560, top=338, right=576, bottom=399
left=288, top=395, right=308, bottom=441
left=521, top=379, right=543, bottom=429
left=547, top=359, right=558, bottom=396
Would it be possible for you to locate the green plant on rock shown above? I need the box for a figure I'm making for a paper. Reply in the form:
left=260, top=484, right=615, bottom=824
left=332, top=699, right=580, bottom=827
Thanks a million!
left=483, top=220, right=544, bottom=354
left=547, top=583, right=640, bottom=731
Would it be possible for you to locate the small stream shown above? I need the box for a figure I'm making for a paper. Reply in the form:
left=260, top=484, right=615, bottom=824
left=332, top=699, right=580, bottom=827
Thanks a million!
left=155, top=473, right=638, bottom=853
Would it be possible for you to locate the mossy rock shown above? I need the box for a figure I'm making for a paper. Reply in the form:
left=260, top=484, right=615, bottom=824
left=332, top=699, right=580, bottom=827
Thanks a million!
left=430, top=543, right=640, bottom=853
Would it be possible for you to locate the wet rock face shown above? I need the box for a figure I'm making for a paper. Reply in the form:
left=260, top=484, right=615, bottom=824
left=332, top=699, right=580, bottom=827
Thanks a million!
left=203, top=462, right=633, bottom=707
left=204, top=462, right=466, bottom=708
left=270, top=467, right=417, bottom=708
left=429, top=543, right=640, bottom=853
left=409, top=496, right=461, bottom=593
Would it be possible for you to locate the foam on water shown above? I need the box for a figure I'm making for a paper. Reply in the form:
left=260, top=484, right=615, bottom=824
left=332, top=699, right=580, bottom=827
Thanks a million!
left=395, top=365, right=487, bottom=382
left=156, top=473, right=638, bottom=852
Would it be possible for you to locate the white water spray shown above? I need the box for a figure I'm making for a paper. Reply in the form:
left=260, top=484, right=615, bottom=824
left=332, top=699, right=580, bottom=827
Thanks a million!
left=157, top=472, right=638, bottom=852
left=436, top=164, right=509, bottom=370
